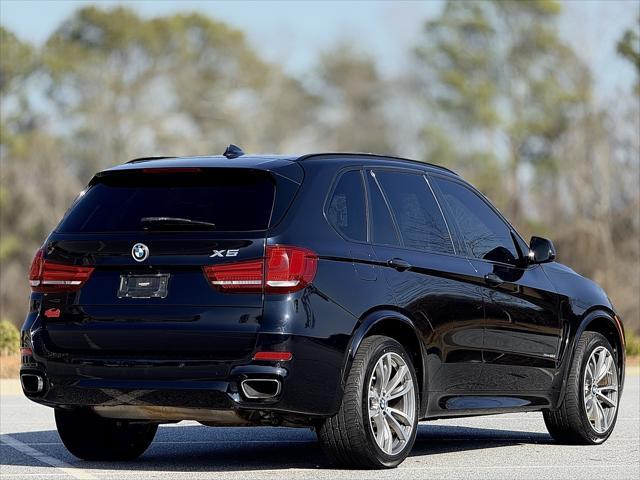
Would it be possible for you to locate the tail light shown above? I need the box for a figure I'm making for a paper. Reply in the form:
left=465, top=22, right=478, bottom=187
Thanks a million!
left=203, top=259, right=264, bottom=292
left=29, top=248, right=94, bottom=293
left=203, top=245, right=318, bottom=294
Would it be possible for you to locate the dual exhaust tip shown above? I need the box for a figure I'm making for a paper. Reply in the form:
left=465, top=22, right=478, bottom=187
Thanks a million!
left=20, top=373, right=46, bottom=394
left=240, top=378, right=281, bottom=399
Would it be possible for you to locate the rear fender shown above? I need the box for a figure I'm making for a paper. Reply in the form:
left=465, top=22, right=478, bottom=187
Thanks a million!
left=342, top=310, right=428, bottom=416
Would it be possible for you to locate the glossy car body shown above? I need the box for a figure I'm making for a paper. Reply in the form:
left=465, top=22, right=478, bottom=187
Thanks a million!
left=21, top=152, right=625, bottom=429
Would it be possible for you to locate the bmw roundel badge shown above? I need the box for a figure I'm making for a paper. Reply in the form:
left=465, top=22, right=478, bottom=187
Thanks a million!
left=132, top=243, right=149, bottom=262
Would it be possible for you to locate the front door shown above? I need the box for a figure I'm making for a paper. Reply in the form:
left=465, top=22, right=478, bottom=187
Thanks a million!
left=431, top=175, right=563, bottom=394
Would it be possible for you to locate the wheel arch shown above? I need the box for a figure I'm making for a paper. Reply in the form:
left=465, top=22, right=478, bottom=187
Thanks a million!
left=343, top=309, right=428, bottom=416
left=559, top=308, right=626, bottom=405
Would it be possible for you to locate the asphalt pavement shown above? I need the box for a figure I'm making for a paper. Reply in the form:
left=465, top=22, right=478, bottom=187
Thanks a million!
left=1, top=375, right=638, bottom=480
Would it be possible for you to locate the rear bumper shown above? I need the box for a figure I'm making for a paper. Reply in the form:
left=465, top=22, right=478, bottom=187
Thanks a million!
left=21, top=363, right=280, bottom=414
left=21, top=331, right=346, bottom=422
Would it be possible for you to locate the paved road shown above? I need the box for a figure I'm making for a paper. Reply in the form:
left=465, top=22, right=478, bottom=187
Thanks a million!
left=1, top=375, right=638, bottom=480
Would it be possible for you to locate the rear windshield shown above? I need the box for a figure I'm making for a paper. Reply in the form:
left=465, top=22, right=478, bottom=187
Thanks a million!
left=57, top=170, right=275, bottom=233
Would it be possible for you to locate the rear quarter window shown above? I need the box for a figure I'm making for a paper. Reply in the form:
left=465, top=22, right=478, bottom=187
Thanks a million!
left=57, top=170, right=276, bottom=233
left=325, top=170, right=367, bottom=242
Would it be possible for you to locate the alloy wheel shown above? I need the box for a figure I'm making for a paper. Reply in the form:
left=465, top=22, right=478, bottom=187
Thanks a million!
left=367, top=352, right=416, bottom=455
left=583, top=346, right=618, bottom=434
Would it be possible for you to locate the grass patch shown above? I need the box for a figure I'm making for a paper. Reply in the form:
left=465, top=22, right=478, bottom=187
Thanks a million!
left=0, top=320, right=19, bottom=355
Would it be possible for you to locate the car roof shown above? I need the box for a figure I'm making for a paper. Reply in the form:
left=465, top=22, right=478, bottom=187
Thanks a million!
left=103, top=155, right=298, bottom=173
left=104, top=152, right=457, bottom=177
left=296, top=152, right=458, bottom=176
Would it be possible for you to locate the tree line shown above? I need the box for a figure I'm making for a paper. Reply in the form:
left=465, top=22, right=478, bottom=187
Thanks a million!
left=1, top=2, right=639, bottom=334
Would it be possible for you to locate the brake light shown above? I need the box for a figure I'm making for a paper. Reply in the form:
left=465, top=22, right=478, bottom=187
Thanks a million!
left=28, top=248, right=44, bottom=285
left=203, top=245, right=318, bottom=294
left=29, top=248, right=94, bottom=293
left=264, top=246, right=317, bottom=292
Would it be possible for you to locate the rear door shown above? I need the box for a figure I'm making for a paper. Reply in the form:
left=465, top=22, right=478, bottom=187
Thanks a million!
left=40, top=167, right=287, bottom=361
left=365, top=168, right=486, bottom=397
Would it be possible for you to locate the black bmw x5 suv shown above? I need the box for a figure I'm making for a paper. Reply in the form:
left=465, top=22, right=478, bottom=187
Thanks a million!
left=21, top=149, right=625, bottom=468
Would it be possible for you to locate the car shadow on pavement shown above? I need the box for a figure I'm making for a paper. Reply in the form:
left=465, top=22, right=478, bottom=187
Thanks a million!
left=412, top=424, right=553, bottom=456
left=0, top=424, right=553, bottom=471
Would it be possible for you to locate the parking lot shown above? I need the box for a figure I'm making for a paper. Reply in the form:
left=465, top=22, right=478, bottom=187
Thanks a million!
left=1, top=374, right=638, bottom=480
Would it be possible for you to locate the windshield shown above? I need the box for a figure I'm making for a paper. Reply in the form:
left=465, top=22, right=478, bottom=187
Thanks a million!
left=57, top=170, right=275, bottom=233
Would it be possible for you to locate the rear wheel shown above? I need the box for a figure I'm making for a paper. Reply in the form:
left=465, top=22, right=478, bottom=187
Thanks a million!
left=317, top=335, right=419, bottom=468
left=55, top=408, right=157, bottom=461
left=544, top=331, right=620, bottom=444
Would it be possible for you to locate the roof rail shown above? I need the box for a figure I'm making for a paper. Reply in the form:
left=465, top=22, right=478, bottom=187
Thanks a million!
left=126, top=156, right=177, bottom=164
left=296, top=152, right=458, bottom=176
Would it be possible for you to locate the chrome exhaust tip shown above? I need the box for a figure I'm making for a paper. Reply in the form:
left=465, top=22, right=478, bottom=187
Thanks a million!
left=20, top=373, right=45, bottom=394
left=240, top=378, right=281, bottom=399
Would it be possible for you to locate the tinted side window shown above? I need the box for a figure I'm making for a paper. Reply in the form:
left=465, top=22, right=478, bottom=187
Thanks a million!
left=326, top=170, right=367, bottom=242
left=434, top=178, right=519, bottom=265
left=375, top=171, right=454, bottom=254
left=366, top=171, right=400, bottom=246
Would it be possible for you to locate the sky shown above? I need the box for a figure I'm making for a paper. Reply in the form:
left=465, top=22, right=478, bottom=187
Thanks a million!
left=1, top=0, right=638, bottom=99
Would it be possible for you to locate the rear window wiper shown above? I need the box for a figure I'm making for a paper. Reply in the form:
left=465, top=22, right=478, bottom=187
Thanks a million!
left=140, top=217, right=216, bottom=230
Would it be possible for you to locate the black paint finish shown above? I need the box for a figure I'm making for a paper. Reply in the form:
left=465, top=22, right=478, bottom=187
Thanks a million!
left=21, top=153, right=626, bottom=424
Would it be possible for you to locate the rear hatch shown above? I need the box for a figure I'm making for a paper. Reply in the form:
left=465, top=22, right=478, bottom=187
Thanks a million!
left=35, top=166, right=297, bottom=361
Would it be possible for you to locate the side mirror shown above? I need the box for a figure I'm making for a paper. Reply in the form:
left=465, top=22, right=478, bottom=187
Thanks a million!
left=528, top=236, right=556, bottom=264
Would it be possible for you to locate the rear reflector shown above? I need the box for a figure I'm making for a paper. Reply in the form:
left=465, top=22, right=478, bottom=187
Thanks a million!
left=29, top=248, right=94, bottom=293
left=20, top=347, right=33, bottom=356
left=44, top=308, right=61, bottom=318
left=253, top=351, right=293, bottom=361
left=203, top=245, right=318, bottom=294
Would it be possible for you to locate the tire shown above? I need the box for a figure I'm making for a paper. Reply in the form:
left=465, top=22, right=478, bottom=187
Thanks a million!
left=543, top=331, right=620, bottom=444
left=55, top=408, right=157, bottom=461
left=317, top=335, right=419, bottom=469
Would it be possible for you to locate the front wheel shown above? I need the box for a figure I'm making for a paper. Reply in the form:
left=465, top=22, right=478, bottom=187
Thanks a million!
left=317, top=335, right=419, bottom=468
left=544, top=331, right=620, bottom=444
left=55, top=408, right=158, bottom=461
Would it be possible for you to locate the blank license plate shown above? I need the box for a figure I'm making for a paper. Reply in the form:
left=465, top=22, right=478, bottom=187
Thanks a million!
left=117, top=274, right=169, bottom=299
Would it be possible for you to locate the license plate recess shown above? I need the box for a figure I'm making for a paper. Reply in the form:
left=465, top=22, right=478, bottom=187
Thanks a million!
left=118, top=274, right=169, bottom=299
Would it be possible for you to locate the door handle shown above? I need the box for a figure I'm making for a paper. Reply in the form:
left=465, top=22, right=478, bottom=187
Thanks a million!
left=387, top=258, right=412, bottom=272
left=484, top=272, right=504, bottom=287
